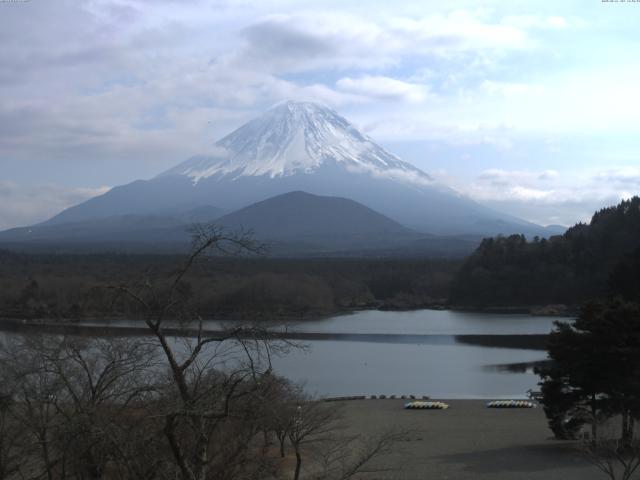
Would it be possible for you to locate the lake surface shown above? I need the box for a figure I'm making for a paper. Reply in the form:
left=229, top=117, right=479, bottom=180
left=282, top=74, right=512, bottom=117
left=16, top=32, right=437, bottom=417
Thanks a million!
left=10, top=310, right=567, bottom=399
left=277, top=309, right=560, bottom=335
left=264, top=310, right=561, bottom=399
left=84, top=309, right=559, bottom=335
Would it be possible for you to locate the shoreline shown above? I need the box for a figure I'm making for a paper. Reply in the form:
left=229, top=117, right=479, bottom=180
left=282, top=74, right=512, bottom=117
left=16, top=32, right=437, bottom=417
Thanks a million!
left=333, top=399, right=598, bottom=479
left=0, top=303, right=576, bottom=326
left=0, top=318, right=549, bottom=350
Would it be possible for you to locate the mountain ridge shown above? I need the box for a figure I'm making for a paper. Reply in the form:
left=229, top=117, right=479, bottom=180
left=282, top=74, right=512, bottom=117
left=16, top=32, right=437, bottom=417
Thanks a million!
left=159, top=101, right=438, bottom=186
left=26, top=101, right=558, bottom=237
left=0, top=191, right=481, bottom=257
left=214, top=190, right=418, bottom=241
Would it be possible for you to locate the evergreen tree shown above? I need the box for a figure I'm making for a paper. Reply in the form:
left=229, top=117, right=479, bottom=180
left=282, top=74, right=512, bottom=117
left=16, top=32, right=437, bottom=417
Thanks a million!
left=538, top=300, right=640, bottom=443
left=452, top=196, right=640, bottom=307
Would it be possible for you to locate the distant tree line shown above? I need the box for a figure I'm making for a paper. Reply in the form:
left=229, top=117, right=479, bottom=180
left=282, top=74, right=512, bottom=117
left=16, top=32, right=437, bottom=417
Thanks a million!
left=0, top=252, right=458, bottom=322
left=451, top=197, right=640, bottom=308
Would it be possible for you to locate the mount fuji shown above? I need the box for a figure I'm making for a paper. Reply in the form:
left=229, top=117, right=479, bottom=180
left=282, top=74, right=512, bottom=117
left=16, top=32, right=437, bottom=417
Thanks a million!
left=1, top=101, right=561, bottom=252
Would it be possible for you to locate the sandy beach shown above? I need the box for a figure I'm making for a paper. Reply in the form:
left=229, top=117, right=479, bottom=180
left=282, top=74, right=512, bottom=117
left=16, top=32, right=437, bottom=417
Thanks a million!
left=335, top=399, right=602, bottom=480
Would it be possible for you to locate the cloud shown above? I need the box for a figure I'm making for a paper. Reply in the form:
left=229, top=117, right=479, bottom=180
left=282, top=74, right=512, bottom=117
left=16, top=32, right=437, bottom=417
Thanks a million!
left=388, top=11, right=529, bottom=53
left=594, top=167, right=640, bottom=185
left=470, top=169, right=558, bottom=203
left=0, top=0, right=636, bottom=230
left=0, top=1, right=596, bottom=173
left=345, top=163, right=436, bottom=187
left=336, top=76, right=429, bottom=103
left=0, top=182, right=110, bottom=230
left=480, top=80, right=544, bottom=97
left=434, top=167, right=639, bottom=226
left=215, top=8, right=537, bottom=79
left=502, top=15, right=568, bottom=30
left=477, top=169, right=559, bottom=187
left=241, top=18, right=336, bottom=69
left=224, top=12, right=399, bottom=73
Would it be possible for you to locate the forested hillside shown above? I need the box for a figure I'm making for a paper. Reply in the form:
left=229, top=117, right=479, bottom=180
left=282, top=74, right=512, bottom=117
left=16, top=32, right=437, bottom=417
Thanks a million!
left=0, top=252, right=458, bottom=321
left=451, top=197, right=640, bottom=307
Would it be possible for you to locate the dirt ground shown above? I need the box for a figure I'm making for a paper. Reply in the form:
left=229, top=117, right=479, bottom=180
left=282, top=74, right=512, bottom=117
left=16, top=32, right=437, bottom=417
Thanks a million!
left=334, top=399, right=604, bottom=480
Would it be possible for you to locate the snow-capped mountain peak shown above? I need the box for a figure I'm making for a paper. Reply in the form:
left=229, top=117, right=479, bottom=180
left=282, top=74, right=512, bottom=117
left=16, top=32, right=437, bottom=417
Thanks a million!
left=36, top=102, right=547, bottom=238
left=160, top=101, right=435, bottom=185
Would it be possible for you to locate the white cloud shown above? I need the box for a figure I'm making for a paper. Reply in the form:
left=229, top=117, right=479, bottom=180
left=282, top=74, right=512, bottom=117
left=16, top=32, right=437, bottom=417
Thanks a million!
left=480, top=80, right=544, bottom=97
left=0, top=0, right=636, bottom=230
left=502, top=15, right=567, bottom=30
left=593, top=167, right=640, bottom=185
left=346, top=61, right=640, bottom=146
left=0, top=1, right=603, bottom=172
left=388, top=11, right=529, bottom=53
left=470, top=169, right=559, bottom=203
left=433, top=167, right=640, bottom=226
left=0, top=182, right=110, bottom=230
left=336, top=76, right=429, bottom=103
left=477, top=169, right=559, bottom=186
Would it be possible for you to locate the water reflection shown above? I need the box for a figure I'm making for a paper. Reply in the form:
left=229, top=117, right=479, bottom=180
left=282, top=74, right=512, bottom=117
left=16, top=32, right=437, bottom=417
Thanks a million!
left=77, top=308, right=565, bottom=335
left=0, top=309, right=560, bottom=399
left=272, top=339, right=548, bottom=399
left=482, top=360, right=551, bottom=374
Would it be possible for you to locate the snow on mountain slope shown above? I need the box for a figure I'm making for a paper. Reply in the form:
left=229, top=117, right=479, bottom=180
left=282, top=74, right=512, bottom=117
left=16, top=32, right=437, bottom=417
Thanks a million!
left=38, top=101, right=551, bottom=237
left=160, top=101, right=437, bottom=187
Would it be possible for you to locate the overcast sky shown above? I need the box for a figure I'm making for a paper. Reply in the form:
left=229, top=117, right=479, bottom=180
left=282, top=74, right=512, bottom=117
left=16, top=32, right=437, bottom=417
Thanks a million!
left=1, top=0, right=639, bottom=229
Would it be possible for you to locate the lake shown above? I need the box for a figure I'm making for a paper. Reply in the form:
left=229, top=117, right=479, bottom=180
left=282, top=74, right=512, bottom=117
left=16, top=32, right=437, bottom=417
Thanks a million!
left=4, top=309, right=566, bottom=399
left=266, top=310, right=561, bottom=399
left=82, top=309, right=558, bottom=335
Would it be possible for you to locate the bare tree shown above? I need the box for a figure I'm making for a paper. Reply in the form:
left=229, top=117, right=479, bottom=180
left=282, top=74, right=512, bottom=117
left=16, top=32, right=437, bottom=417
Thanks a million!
left=48, top=337, right=158, bottom=479
left=0, top=336, right=68, bottom=480
left=0, top=224, right=406, bottom=480
left=0, top=390, right=24, bottom=480
left=583, top=421, right=640, bottom=480
left=311, top=429, right=406, bottom=480
left=287, top=395, right=342, bottom=480
left=0, top=334, right=159, bottom=480
left=252, top=374, right=301, bottom=458
left=286, top=393, right=405, bottom=480
left=113, top=225, right=281, bottom=480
